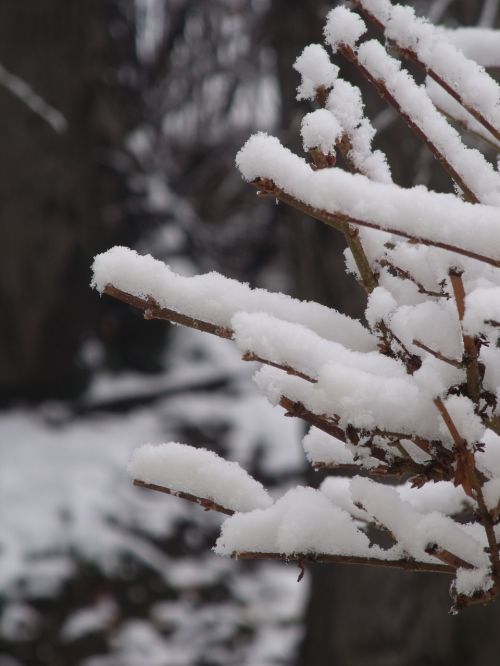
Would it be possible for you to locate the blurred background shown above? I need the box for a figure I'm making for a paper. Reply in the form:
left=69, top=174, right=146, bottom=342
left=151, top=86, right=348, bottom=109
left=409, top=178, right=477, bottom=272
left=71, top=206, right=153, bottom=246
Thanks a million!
left=2, top=1, right=500, bottom=664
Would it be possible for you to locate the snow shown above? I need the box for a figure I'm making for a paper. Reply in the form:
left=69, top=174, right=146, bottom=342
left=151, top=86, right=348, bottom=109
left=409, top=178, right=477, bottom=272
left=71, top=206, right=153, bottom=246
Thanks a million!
left=483, top=478, right=500, bottom=512
left=463, top=286, right=500, bottom=335
left=215, top=486, right=371, bottom=557
left=301, top=109, right=342, bottom=154
left=365, top=286, right=397, bottom=328
left=350, top=477, right=488, bottom=567
left=231, top=311, right=406, bottom=381
left=92, top=246, right=376, bottom=352
left=236, top=133, right=500, bottom=267
left=445, top=28, right=500, bottom=68
left=60, top=598, right=118, bottom=642
left=389, top=300, right=462, bottom=359
left=396, top=481, right=472, bottom=516
left=254, top=362, right=442, bottom=441
left=84, top=0, right=500, bottom=613
left=455, top=567, right=493, bottom=598
left=425, top=77, right=500, bottom=150
left=327, top=79, right=364, bottom=131
left=128, top=442, right=272, bottom=512
left=324, top=7, right=367, bottom=53
left=0, top=324, right=306, bottom=663
left=326, top=79, right=392, bottom=182
left=293, top=44, right=339, bottom=101
left=302, top=427, right=355, bottom=466
left=439, top=395, right=485, bottom=445
left=477, top=430, right=500, bottom=480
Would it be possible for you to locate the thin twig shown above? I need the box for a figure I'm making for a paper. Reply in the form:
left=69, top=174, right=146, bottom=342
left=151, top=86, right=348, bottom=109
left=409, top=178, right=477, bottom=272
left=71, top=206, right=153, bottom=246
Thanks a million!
left=449, top=269, right=482, bottom=404
left=104, top=285, right=233, bottom=339
left=412, top=338, right=463, bottom=369
left=378, top=258, right=448, bottom=298
left=434, top=397, right=500, bottom=576
left=425, top=544, right=474, bottom=570
left=242, top=351, right=315, bottom=383
left=133, top=479, right=235, bottom=516
left=233, top=550, right=454, bottom=574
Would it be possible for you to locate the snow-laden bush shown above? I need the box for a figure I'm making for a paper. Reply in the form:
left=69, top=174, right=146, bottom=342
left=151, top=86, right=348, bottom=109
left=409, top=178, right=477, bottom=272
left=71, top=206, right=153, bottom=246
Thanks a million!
left=92, top=0, right=500, bottom=611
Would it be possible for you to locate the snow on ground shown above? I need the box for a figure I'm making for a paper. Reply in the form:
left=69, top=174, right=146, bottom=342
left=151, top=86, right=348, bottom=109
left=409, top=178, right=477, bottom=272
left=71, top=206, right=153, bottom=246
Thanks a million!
left=0, top=326, right=306, bottom=665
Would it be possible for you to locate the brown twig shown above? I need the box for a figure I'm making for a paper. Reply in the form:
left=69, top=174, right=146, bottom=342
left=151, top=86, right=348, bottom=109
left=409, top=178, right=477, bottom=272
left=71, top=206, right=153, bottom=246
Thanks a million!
left=233, top=550, right=454, bottom=574
left=133, top=479, right=235, bottom=515
left=412, top=339, right=463, bottom=369
left=103, top=285, right=233, bottom=339
left=425, top=544, right=474, bottom=570
left=242, top=351, right=315, bottom=383
left=434, top=398, right=500, bottom=576
left=378, top=258, right=448, bottom=298
left=435, top=104, right=500, bottom=153
left=449, top=269, right=482, bottom=404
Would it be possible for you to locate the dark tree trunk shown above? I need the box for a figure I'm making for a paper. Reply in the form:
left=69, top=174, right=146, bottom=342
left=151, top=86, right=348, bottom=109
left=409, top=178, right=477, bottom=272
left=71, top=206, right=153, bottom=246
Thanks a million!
left=0, top=0, right=162, bottom=403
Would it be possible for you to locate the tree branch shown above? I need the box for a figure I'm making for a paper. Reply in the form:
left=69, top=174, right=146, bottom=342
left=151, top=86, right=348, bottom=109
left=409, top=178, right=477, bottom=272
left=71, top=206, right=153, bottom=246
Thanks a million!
left=449, top=269, right=482, bottom=404
left=378, top=258, right=448, bottom=298
left=252, top=178, right=500, bottom=269
left=412, top=338, right=463, bottom=369
left=133, top=479, right=235, bottom=516
left=233, top=550, right=454, bottom=574
left=434, top=397, right=500, bottom=576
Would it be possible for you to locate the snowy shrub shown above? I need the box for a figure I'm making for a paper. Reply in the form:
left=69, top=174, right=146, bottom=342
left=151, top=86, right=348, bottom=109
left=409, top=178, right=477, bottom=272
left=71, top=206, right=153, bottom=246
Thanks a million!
left=92, top=0, right=500, bottom=611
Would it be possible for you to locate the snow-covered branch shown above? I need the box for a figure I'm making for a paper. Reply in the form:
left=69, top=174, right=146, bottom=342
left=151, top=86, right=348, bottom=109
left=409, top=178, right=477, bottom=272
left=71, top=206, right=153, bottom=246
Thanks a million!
left=91, top=0, right=500, bottom=610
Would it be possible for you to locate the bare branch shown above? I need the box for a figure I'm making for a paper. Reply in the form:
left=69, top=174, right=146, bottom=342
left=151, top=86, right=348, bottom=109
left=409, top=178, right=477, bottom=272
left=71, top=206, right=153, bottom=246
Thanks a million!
left=412, top=338, right=463, bottom=369
left=103, top=285, right=233, bottom=339
left=449, top=269, right=482, bottom=403
left=434, top=397, right=500, bottom=575
left=378, top=258, right=449, bottom=298
left=233, top=550, right=455, bottom=575
left=133, top=479, right=235, bottom=516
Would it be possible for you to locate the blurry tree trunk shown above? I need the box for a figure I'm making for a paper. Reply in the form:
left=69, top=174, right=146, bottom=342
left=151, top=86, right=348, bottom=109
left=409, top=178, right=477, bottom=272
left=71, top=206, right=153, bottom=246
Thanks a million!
left=263, top=1, right=500, bottom=665
left=0, top=0, right=162, bottom=403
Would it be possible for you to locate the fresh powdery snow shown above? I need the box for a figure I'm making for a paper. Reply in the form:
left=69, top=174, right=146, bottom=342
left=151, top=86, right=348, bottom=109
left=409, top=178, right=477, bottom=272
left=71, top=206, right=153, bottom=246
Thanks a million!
left=129, top=442, right=272, bottom=513
left=293, top=44, right=339, bottom=101
left=302, top=427, right=355, bottom=466
left=231, top=311, right=405, bottom=382
left=324, top=6, right=367, bottom=52
left=215, top=486, right=371, bottom=557
left=301, top=109, right=342, bottom=155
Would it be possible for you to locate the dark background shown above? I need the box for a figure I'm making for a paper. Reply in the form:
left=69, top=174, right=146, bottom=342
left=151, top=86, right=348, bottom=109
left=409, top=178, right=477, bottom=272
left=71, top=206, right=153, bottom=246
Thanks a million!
left=1, top=1, right=500, bottom=664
